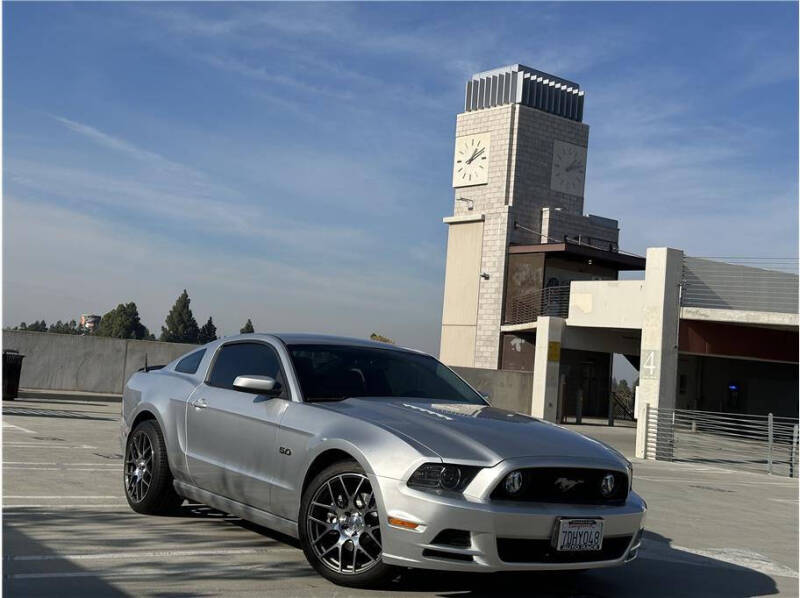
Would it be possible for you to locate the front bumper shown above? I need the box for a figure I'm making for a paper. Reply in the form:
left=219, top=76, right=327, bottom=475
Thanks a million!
left=373, top=473, right=646, bottom=572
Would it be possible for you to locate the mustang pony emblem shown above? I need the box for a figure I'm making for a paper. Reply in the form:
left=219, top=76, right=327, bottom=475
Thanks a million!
left=554, top=477, right=584, bottom=492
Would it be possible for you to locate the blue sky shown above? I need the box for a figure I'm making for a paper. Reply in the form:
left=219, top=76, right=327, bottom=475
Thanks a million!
left=4, top=2, right=798, bottom=355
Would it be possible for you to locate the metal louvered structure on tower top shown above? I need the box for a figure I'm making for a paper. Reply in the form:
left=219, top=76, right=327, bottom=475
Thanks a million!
left=464, top=64, right=584, bottom=122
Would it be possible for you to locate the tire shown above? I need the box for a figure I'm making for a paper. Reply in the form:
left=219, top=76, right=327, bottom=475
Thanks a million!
left=299, top=459, right=396, bottom=588
left=123, top=419, right=183, bottom=515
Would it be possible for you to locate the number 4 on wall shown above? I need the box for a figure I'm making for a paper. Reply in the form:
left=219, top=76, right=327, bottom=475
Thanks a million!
left=641, top=350, right=659, bottom=380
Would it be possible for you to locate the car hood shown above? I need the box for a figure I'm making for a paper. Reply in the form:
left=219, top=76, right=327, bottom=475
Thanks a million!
left=315, top=398, right=625, bottom=467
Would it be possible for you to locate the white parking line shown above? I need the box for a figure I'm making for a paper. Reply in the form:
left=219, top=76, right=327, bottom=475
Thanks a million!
left=4, top=462, right=118, bottom=465
left=637, top=475, right=797, bottom=487
left=5, top=495, right=119, bottom=499
left=4, top=467, right=119, bottom=471
left=6, top=563, right=282, bottom=580
left=673, top=546, right=799, bottom=579
left=3, top=443, right=97, bottom=449
left=2, top=422, right=37, bottom=434
left=9, top=546, right=291, bottom=562
left=4, top=505, right=126, bottom=511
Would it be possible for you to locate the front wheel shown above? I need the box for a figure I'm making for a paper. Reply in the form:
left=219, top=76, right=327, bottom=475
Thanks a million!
left=123, top=419, right=183, bottom=515
left=299, top=460, right=396, bottom=588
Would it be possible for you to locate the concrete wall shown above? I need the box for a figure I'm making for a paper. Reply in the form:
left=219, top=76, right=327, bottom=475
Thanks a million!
left=453, top=366, right=533, bottom=415
left=567, top=280, right=644, bottom=329
left=5, top=331, right=539, bottom=415
left=440, top=217, right=485, bottom=367
left=540, top=208, right=619, bottom=249
left=3, top=331, right=194, bottom=395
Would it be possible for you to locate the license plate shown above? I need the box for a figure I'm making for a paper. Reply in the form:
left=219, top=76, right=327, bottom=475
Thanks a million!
left=553, top=518, right=604, bottom=552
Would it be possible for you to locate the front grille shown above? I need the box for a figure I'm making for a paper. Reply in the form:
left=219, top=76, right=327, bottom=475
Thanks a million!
left=497, top=535, right=632, bottom=564
left=490, top=467, right=628, bottom=504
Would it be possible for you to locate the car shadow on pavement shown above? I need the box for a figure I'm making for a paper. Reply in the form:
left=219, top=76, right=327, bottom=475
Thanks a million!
left=180, top=502, right=302, bottom=549
left=3, top=506, right=317, bottom=598
left=177, top=503, right=781, bottom=597
left=383, top=531, right=779, bottom=598
left=6, top=503, right=781, bottom=597
left=3, top=523, right=128, bottom=598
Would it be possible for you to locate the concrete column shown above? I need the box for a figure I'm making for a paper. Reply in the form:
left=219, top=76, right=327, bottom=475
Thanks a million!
left=635, top=248, right=684, bottom=459
left=531, top=316, right=565, bottom=421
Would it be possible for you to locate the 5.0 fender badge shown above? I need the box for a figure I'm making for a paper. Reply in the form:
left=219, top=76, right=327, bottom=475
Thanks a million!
left=279, top=446, right=292, bottom=456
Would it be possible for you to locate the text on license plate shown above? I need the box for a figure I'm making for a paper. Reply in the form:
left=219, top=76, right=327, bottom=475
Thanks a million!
left=554, top=518, right=604, bottom=552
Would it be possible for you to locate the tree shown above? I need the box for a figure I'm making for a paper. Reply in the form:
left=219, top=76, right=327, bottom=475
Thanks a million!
left=49, top=320, right=80, bottom=335
left=240, top=319, right=254, bottom=334
left=369, top=332, right=395, bottom=344
left=95, top=303, right=151, bottom=339
left=198, top=317, right=218, bottom=344
left=23, top=320, right=48, bottom=332
left=160, top=290, right=199, bottom=343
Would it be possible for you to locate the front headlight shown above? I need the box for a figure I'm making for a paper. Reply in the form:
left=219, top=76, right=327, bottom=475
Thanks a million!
left=407, top=463, right=481, bottom=494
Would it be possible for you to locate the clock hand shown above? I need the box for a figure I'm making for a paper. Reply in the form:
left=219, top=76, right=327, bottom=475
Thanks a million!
left=467, top=148, right=485, bottom=164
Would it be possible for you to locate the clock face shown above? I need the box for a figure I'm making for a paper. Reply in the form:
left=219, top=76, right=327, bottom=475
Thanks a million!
left=550, top=140, right=587, bottom=196
left=453, top=133, right=490, bottom=187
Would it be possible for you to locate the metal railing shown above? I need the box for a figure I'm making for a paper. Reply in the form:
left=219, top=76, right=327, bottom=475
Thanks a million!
left=611, top=391, right=635, bottom=421
left=643, top=406, right=800, bottom=477
left=681, top=256, right=799, bottom=314
left=506, top=285, right=570, bottom=325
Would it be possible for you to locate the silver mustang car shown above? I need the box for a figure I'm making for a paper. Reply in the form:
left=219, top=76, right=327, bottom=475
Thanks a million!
left=121, top=333, right=646, bottom=587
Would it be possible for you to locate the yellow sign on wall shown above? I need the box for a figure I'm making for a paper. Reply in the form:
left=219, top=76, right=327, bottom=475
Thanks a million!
left=547, top=341, right=561, bottom=362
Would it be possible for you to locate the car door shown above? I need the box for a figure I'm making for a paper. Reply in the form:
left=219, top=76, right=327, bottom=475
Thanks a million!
left=185, top=340, right=291, bottom=511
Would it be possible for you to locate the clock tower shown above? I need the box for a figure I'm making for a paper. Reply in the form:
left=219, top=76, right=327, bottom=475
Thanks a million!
left=439, top=64, right=620, bottom=369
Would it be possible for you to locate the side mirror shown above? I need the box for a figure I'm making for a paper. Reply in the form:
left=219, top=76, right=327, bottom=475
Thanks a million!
left=233, top=375, right=279, bottom=395
left=480, top=391, right=490, bottom=402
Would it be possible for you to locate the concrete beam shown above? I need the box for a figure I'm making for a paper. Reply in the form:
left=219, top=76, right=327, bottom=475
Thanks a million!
left=561, top=326, right=641, bottom=355
left=680, top=306, right=799, bottom=329
left=531, top=316, right=564, bottom=421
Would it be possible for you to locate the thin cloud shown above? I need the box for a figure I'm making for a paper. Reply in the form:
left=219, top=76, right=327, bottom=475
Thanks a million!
left=4, top=195, right=443, bottom=351
left=52, top=115, right=173, bottom=166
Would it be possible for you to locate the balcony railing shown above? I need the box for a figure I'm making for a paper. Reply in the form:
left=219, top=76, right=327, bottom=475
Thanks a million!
left=505, top=285, right=570, bottom=325
left=681, top=257, right=799, bottom=314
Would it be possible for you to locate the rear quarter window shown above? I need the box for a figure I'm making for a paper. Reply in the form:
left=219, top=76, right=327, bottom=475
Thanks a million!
left=175, top=349, right=206, bottom=374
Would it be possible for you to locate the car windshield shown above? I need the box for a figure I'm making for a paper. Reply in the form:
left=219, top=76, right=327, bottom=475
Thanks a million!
left=287, top=344, right=486, bottom=404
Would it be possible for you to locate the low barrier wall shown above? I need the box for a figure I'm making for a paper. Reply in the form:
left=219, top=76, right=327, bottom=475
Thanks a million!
left=3, top=331, right=536, bottom=415
left=453, top=366, right=533, bottom=414
left=3, top=331, right=194, bottom=395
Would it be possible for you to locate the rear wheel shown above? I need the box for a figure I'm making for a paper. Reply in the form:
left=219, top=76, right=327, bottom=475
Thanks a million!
left=124, top=419, right=182, bottom=514
left=299, top=460, right=395, bottom=588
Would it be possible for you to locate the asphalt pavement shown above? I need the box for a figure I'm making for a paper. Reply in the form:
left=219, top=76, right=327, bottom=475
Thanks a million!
left=3, top=394, right=798, bottom=597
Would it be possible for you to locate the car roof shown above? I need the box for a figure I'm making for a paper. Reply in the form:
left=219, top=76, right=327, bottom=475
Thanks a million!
left=219, top=332, right=425, bottom=355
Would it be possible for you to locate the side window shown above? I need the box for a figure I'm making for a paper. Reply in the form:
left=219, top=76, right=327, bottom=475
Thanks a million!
left=207, top=342, right=286, bottom=396
left=175, top=349, right=206, bottom=374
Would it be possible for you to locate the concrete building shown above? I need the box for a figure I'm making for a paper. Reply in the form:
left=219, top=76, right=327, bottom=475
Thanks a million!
left=441, top=65, right=622, bottom=370
left=438, top=64, right=799, bottom=453
left=440, top=64, right=640, bottom=413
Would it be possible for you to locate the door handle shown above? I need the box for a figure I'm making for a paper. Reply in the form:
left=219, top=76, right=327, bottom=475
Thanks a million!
left=191, top=398, right=207, bottom=410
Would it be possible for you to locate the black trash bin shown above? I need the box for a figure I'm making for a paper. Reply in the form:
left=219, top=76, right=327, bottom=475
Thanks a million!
left=3, top=350, right=25, bottom=400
